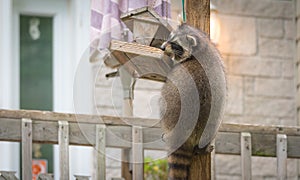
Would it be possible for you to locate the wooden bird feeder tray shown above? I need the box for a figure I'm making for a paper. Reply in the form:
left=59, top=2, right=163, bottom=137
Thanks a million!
left=109, top=40, right=173, bottom=82
left=104, top=7, right=174, bottom=82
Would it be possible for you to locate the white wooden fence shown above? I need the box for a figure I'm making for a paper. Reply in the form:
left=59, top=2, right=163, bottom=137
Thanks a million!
left=0, top=109, right=300, bottom=180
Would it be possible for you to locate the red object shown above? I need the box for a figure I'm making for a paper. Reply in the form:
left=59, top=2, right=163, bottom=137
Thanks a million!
left=32, top=159, right=47, bottom=180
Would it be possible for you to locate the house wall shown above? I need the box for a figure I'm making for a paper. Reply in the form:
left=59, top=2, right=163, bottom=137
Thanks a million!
left=93, top=0, right=299, bottom=179
left=296, top=0, right=300, bottom=178
left=212, top=0, right=298, bottom=179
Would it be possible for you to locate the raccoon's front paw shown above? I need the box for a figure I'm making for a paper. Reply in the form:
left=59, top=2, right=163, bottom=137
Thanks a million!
left=193, top=144, right=214, bottom=155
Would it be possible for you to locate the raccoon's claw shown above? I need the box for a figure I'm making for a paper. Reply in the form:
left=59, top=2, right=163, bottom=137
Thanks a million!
left=161, top=133, right=166, bottom=142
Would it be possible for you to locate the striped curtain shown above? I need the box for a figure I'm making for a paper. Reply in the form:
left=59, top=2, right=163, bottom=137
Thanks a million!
left=90, top=0, right=171, bottom=59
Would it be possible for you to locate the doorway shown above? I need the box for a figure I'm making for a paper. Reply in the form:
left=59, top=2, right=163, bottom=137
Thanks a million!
left=20, top=15, right=54, bottom=177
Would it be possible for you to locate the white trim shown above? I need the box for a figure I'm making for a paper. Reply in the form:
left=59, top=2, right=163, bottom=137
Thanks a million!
left=0, top=0, right=15, bottom=109
left=13, top=0, right=74, bottom=113
left=0, top=1, right=20, bottom=178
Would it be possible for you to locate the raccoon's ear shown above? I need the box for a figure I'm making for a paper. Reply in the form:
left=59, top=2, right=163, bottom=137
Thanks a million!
left=187, top=35, right=197, bottom=47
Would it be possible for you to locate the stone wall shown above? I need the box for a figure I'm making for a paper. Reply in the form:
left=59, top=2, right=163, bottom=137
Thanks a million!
left=212, top=0, right=298, bottom=179
left=296, top=0, right=300, bottom=178
left=212, top=0, right=297, bottom=127
left=92, top=0, right=299, bottom=179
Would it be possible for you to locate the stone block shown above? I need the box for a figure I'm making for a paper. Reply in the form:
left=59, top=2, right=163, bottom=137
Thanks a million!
left=297, top=19, right=300, bottom=40
left=258, top=18, right=283, bottom=38
left=95, top=86, right=123, bottom=108
left=251, top=157, right=299, bottom=179
left=287, top=159, right=299, bottom=178
left=245, top=97, right=295, bottom=118
left=252, top=156, right=276, bottom=176
left=95, top=105, right=122, bottom=116
left=285, top=20, right=296, bottom=40
left=222, top=56, right=230, bottom=71
left=229, top=56, right=281, bottom=77
left=259, top=38, right=294, bottom=58
left=282, top=61, right=295, bottom=78
left=133, top=89, right=161, bottom=119
left=254, top=78, right=294, bottom=98
left=223, top=114, right=280, bottom=125
left=212, top=0, right=294, bottom=18
left=215, top=154, right=241, bottom=175
left=298, top=0, right=300, bottom=17
left=225, top=76, right=243, bottom=115
left=244, top=77, right=255, bottom=95
left=296, top=89, right=300, bottom=107
left=215, top=175, right=241, bottom=180
left=135, top=79, right=163, bottom=91
left=297, top=43, right=300, bottom=63
left=297, top=64, right=300, bottom=85
left=218, top=15, right=257, bottom=55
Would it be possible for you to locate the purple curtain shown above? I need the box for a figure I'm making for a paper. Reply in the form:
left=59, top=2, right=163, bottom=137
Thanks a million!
left=90, top=0, right=171, bottom=51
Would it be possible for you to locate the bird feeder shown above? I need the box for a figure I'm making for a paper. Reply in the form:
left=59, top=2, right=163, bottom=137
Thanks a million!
left=121, top=6, right=173, bottom=47
left=104, top=7, right=174, bottom=82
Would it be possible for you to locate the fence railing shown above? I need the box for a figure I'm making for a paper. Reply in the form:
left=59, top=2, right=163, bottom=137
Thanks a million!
left=0, top=109, right=299, bottom=179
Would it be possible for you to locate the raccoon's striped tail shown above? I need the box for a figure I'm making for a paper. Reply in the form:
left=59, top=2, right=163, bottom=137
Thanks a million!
left=167, top=148, right=193, bottom=180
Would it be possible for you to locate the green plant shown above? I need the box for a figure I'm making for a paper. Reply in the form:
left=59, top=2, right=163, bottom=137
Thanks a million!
left=144, top=156, right=168, bottom=180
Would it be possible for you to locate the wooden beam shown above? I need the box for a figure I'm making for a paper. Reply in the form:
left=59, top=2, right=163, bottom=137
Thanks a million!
left=0, top=109, right=160, bottom=127
left=2, top=109, right=300, bottom=136
left=1, top=116, right=300, bottom=158
left=186, top=0, right=211, bottom=179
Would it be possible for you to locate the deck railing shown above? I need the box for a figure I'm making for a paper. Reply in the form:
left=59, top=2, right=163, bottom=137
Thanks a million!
left=0, top=109, right=299, bottom=179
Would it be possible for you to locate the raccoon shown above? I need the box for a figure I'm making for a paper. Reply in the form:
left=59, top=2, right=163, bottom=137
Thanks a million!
left=160, top=23, right=226, bottom=179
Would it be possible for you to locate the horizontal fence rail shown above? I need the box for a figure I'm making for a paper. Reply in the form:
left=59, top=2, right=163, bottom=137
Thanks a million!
left=0, top=109, right=300, bottom=180
left=0, top=109, right=300, bottom=158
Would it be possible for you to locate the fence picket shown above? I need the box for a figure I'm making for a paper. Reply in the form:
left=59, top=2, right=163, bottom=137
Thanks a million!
left=22, top=118, right=32, bottom=180
left=95, top=124, right=106, bottom=180
left=241, top=132, right=252, bottom=180
left=59, top=121, right=69, bottom=180
left=132, top=126, right=143, bottom=180
left=277, top=134, right=287, bottom=180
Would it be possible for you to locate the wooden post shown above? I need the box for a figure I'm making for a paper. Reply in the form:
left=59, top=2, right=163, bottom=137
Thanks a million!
left=186, top=0, right=210, bottom=34
left=120, top=67, right=134, bottom=180
left=276, top=134, right=287, bottom=180
left=241, top=132, right=252, bottom=180
left=95, top=124, right=106, bottom=180
left=22, top=118, right=32, bottom=180
left=58, top=121, right=69, bottom=180
left=132, top=126, right=144, bottom=180
left=186, top=0, right=211, bottom=179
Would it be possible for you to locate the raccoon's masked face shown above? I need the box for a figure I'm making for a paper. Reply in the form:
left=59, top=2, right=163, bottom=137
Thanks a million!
left=160, top=29, right=197, bottom=62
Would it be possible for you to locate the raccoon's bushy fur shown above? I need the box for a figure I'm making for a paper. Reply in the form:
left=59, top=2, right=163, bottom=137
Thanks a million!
left=160, top=24, right=226, bottom=180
